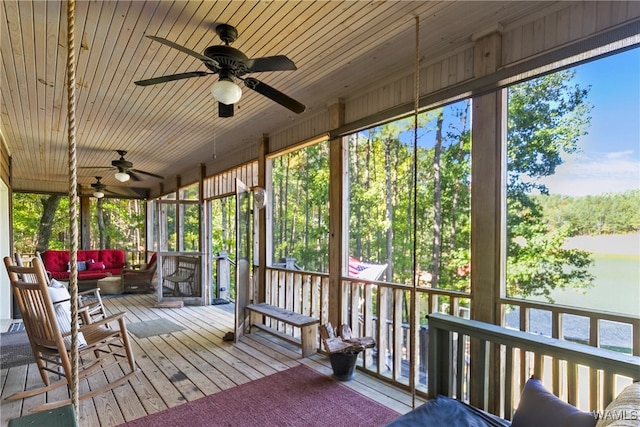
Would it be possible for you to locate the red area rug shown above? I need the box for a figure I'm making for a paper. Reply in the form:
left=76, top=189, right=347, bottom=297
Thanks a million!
left=120, top=364, right=400, bottom=427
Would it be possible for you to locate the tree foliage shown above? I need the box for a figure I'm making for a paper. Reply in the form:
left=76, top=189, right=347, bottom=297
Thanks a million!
left=506, top=70, right=595, bottom=299
left=271, top=142, right=330, bottom=272
left=270, top=68, right=597, bottom=303
left=13, top=193, right=69, bottom=253
left=13, top=193, right=145, bottom=263
left=535, top=190, right=640, bottom=235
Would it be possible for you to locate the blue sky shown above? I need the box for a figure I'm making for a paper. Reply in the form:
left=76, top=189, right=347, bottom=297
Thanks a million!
left=539, top=47, right=640, bottom=196
left=387, top=47, right=639, bottom=197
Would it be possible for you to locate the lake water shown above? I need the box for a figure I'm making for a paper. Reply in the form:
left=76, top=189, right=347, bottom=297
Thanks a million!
left=526, top=233, right=639, bottom=317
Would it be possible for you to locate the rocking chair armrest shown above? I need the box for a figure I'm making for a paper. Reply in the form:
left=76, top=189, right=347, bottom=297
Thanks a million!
left=79, top=288, right=100, bottom=297
left=53, top=299, right=91, bottom=314
left=79, top=312, right=126, bottom=331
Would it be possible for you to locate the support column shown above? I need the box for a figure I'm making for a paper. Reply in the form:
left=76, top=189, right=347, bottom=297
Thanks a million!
left=469, top=31, right=506, bottom=413
left=328, top=100, right=346, bottom=327
left=257, top=135, right=268, bottom=303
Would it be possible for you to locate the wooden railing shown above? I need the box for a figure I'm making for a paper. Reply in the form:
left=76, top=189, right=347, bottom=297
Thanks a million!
left=263, top=266, right=639, bottom=409
left=264, top=267, right=329, bottom=340
left=428, top=313, right=640, bottom=419
left=499, top=297, right=640, bottom=413
left=340, top=278, right=470, bottom=391
left=264, top=266, right=470, bottom=392
left=500, top=298, right=640, bottom=356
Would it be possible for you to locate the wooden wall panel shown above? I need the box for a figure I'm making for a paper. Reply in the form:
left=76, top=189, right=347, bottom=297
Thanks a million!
left=502, top=2, right=638, bottom=66
left=202, top=162, right=258, bottom=200
left=269, top=111, right=329, bottom=154
left=0, top=137, right=9, bottom=187
left=344, top=45, right=475, bottom=126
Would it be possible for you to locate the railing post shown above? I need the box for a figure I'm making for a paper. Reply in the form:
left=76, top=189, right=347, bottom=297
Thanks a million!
left=216, top=251, right=230, bottom=300
left=285, top=257, right=296, bottom=269
left=428, top=317, right=452, bottom=398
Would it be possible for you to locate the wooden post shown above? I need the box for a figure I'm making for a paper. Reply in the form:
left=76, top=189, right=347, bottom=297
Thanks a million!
left=258, top=135, right=268, bottom=304
left=470, top=31, right=506, bottom=413
left=216, top=250, right=230, bottom=300
left=328, top=100, right=346, bottom=327
left=199, top=164, right=208, bottom=304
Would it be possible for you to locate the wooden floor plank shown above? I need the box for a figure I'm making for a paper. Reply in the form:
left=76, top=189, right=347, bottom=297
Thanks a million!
left=1, top=293, right=417, bottom=426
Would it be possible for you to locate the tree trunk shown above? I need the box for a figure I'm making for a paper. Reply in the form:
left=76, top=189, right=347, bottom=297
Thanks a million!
left=97, top=198, right=106, bottom=249
left=384, top=137, right=394, bottom=279
left=450, top=103, right=470, bottom=250
left=35, top=194, right=62, bottom=252
left=353, top=135, right=362, bottom=257
left=431, top=110, right=444, bottom=287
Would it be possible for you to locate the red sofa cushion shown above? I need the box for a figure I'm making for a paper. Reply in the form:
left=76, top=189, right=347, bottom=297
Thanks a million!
left=77, top=271, right=111, bottom=281
left=78, top=250, right=100, bottom=264
left=98, top=249, right=126, bottom=270
left=41, top=249, right=126, bottom=282
left=41, top=250, right=70, bottom=273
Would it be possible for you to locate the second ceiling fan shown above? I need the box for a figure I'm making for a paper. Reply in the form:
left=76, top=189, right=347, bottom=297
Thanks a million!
left=81, top=150, right=164, bottom=182
left=134, top=24, right=306, bottom=118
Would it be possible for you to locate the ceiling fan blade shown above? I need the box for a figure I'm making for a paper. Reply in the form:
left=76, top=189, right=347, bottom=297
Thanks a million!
left=127, top=170, right=142, bottom=182
left=219, top=102, right=234, bottom=118
left=146, top=36, right=220, bottom=69
left=131, top=169, right=165, bottom=180
left=134, top=71, right=211, bottom=86
left=245, top=55, right=297, bottom=72
left=243, top=77, right=306, bottom=114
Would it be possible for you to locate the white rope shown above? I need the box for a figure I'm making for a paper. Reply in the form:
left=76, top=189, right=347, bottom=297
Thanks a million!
left=66, top=0, right=80, bottom=417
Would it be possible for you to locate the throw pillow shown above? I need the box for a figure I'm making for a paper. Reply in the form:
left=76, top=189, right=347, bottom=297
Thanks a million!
left=48, top=280, right=87, bottom=348
left=87, top=261, right=105, bottom=271
left=511, top=377, right=596, bottom=427
left=51, top=278, right=69, bottom=290
left=66, top=261, right=88, bottom=272
left=595, top=382, right=640, bottom=427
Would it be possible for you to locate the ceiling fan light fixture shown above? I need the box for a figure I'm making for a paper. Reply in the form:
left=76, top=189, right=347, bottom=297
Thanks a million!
left=93, top=191, right=105, bottom=199
left=115, top=171, right=130, bottom=182
left=211, top=78, right=242, bottom=105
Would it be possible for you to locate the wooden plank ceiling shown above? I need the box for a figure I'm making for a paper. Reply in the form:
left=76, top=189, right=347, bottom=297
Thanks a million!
left=1, top=0, right=545, bottom=196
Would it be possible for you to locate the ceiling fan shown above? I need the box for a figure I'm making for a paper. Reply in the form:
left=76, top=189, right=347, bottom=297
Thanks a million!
left=80, top=150, right=164, bottom=182
left=134, top=24, right=306, bottom=118
left=82, top=176, right=121, bottom=199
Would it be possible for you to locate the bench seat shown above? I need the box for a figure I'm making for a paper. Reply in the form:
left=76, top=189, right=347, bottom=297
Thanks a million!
left=245, top=303, right=319, bottom=358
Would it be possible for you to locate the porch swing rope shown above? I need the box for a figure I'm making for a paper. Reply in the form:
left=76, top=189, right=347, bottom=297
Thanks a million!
left=410, top=15, right=420, bottom=409
left=66, top=0, right=80, bottom=416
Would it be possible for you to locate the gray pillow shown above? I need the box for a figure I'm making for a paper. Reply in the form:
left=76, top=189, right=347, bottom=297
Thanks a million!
left=511, top=378, right=596, bottom=427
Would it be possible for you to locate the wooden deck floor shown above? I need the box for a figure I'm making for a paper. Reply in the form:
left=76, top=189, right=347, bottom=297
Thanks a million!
left=1, top=294, right=421, bottom=426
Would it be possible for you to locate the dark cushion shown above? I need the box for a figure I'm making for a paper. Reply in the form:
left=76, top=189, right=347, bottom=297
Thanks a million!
left=511, top=378, right=596, bottom=427
left=386, top=395, right=510, bottom=426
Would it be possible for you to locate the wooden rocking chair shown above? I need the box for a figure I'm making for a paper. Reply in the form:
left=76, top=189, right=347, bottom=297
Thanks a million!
left=3, top=256, right=137, bottom=412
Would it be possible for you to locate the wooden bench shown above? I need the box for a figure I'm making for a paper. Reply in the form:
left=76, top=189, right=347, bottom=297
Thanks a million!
left=245, top=303, right=320, bottom=358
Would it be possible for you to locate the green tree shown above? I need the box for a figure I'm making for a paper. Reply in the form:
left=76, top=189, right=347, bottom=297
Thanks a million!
left=506, top=70, right=594, bottom=299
